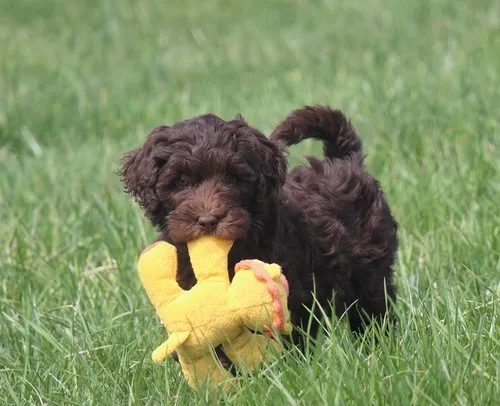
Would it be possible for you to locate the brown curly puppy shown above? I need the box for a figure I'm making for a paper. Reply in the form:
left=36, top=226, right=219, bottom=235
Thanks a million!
left=120, top=106, right=398, bottom=345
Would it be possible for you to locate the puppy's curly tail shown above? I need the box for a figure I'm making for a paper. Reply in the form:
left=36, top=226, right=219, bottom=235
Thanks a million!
left=270, top=105, right=363, bottom=161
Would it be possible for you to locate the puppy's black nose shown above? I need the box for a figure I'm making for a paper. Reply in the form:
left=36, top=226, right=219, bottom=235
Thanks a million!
left=198, top=214, right=219, bottom=231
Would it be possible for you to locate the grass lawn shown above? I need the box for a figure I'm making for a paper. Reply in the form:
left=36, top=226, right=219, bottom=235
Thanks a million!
left=1, top=0, right=498, bottom=404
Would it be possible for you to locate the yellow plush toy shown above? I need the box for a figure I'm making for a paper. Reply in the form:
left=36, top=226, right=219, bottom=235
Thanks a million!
left=137, top=235, right=292, bottom=390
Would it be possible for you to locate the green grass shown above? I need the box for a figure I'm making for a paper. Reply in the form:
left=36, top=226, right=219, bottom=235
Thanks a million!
left=1, top=0, right=499, bottom=404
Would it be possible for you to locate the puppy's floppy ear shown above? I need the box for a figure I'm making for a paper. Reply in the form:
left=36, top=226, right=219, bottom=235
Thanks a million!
left=119, top=125, right=170, bottom=226
left=255, top=135, right=287, bottom=195
left=230, top=121, right=287, bottom=195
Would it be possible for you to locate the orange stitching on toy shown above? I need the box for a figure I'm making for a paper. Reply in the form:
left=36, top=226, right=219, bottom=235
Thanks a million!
left=279, top=274, right=289, bottom=296
left=235, top=260, right=288, bottom=332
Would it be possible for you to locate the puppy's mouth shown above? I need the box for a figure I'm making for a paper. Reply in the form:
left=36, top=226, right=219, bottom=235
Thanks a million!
left=167, top=208, right=251, bottom=243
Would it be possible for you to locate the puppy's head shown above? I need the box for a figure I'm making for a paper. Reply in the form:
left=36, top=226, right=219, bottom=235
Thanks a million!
left=120, top=114, right=286, bottom=243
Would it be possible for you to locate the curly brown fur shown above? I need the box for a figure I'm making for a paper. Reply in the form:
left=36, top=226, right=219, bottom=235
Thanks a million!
left=120, top=106, right=398, bottom=347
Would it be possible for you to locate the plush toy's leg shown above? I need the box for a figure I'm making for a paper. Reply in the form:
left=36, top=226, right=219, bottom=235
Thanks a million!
left=222, top=329, right=279, bottom=371
left=178, top=354, right=235, bottom=391
left=152, top=341, right=170, bottom=364
left=151, top=331, right=190, bottom=364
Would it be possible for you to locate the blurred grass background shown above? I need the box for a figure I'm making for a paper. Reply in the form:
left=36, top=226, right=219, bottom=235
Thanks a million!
left=0, top=0, right=498, bottom=404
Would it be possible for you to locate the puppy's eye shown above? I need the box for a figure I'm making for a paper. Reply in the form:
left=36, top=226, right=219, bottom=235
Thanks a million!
left=224, top=173, right=237, bottom=183
left=175, top=176, right=189, bottom=188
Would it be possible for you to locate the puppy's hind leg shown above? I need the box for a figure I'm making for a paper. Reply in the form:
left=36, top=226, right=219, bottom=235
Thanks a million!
left=337, top=269, right=397, bottom=335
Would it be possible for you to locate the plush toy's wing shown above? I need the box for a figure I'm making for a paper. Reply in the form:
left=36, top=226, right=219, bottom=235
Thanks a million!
left=233, top=259, right=292, bottom=335
left=152, top=331, right=191, bottom=363
left=138, top=241, right=183, bottom=309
